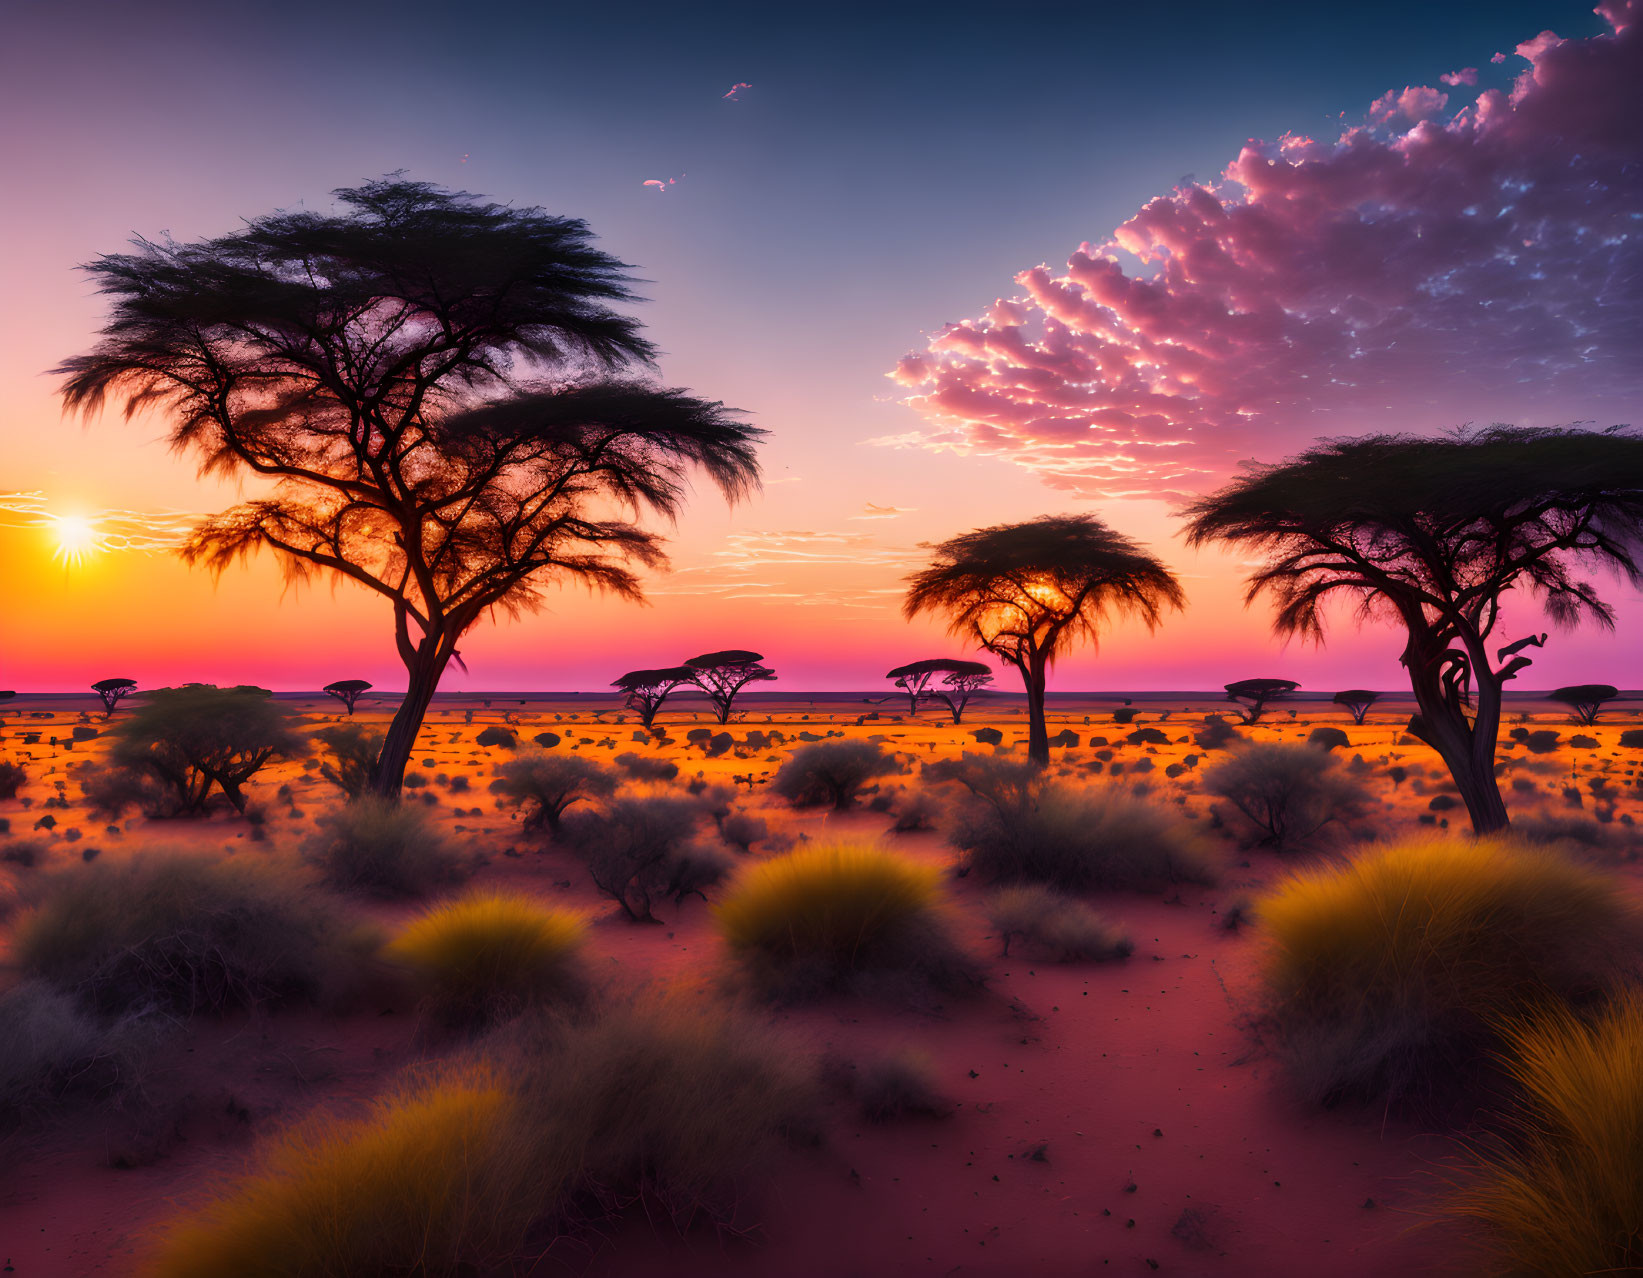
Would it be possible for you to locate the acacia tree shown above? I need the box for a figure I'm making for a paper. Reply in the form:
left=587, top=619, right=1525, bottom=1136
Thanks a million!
left=1183, top=427, right=1643, bottom=835
left=1333, top=689, right=1378, bottom=725
left=883, top=659, right=957, bottom=714
left=1549, top=684, right=1621, bottom=726
left=611, top=666, right=694, bottom=729
left=905, top=515, right=1183, bottom=766
left=1224, top=677, right=1299, bottom=724
left=58, top=179, right=761, bottom=796
left=323, top=679, right=372, bottom=715
left=681, top=650, right=777, bottom=723
left=91, top=677, right=137, bottom=718
left=924, top=661, right=994, bottom=724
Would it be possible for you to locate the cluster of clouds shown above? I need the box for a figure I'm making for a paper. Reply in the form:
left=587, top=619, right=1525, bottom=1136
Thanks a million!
left=886, top=1, right=1643, bottom=499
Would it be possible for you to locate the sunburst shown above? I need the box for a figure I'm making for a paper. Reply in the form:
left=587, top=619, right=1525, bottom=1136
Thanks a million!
left=50, top=514, right=104, bottom=566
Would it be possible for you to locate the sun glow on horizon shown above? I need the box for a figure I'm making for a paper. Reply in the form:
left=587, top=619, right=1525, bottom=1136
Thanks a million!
left=50, top=513, right=104, bottom=566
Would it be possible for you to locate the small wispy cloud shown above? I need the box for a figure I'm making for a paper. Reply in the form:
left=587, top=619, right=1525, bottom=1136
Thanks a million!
left=849, top=502, right=917, bottom=521
left=0, top=491, right=196, bottom=553
left=642, top=173, right=685, bottom=193
left=723, top=82, right=752, bottom=101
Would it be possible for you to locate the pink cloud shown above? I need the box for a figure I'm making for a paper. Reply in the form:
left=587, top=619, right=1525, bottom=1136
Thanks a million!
left=1440, top=66, right=1479, bottom=86
left=642, top=174, right=685, bottom=193
left=888, top=2, right=1643, bottom=498
left=723, top=82, right=752, bottom=101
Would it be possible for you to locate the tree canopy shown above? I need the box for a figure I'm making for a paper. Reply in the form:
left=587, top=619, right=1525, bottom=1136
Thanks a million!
left=323, top=679, right=372, bottom=715
left=91, top=677, right=137, bottom=717
left=611, top=666, right=695, bottom=729
left=1549, top=684, right=1621, bottom=725
left=682, top=651, right=777, bottom=723
left=58, top=178, right=762, bottom=795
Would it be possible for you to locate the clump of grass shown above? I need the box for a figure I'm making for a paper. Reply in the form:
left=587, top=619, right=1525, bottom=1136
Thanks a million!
left=1450, top=994, right=1643, bottom=1277
left=385, top=892, right=587, bottom=1029
left=304, top=795, right=465, bottom=897
left=14, top=853, right=369, bottom=1015
left=1201, top=741, right=1371, bottom=850
left=842, top=1048, right=954, bottom=1122
left=986, top=885, right=1133, bottom=961
left=493, top=751, right=615, bottom=833
left=1256, top=838, right=1643, bottom=1109
left=945, top=772, right=1217, bottom=892
left=145, top=1062, right=540, bottom=1278
left=770, top=740, right=902, bottom=809
left=715, top=843, right=978, bottom=999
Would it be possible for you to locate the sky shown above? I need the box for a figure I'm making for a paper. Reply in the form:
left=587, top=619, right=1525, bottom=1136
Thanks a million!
left=1, top=0, right=1638, bottom=694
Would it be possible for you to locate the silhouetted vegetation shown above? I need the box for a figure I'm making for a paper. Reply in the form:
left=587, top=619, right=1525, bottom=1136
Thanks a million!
left=1549, top=683, right=1621, bottom=725
left=1333, top=689, right=1378, bottom=725
left=493, top=752, right=616, bottom=833
left=1184, top=426, right=1643, bottom=834
left=986, top=885, right=1133, bottom=961
left=922, top=661, right=994, bottom=724
left=562, top=795, right=728, bottom=922
left=305, top=796, right=465, bottom=896
left=0, top=981, right=157, bottom=1132
left=59, top=178, right=763, bottom=797
left=681, top=650, right=778, bottom=723
left=1202, top=741, right=1371, bottom=850
left=91, top=677, right=136, bottom=718
left=770, top=739, right=901, bottom=809
left=905, top=515, right=1183, bottom=765
left=0, top=761, right=24, bottom=800
left=1224, top=678, right=1299, bottom=724
left=322, top=679, right=372, bottom=715
left=102, top=685, right=299, bottom=815
left=313, top=722, right=385, bottom=799
left=611, top=666, right=694, bottom=729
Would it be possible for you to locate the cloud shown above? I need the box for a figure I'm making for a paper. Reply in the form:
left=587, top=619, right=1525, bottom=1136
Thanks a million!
left=1440, top=67, right=1480, bottom=86
left=0, top=491, right=197, bottom=552
left=888, top=2, right=1643, bottom=498
left=642, top=174, right=685, bottom=193
left=723, top=82, right=753, bottom=101
left=849, top=503, right=917, bottom=520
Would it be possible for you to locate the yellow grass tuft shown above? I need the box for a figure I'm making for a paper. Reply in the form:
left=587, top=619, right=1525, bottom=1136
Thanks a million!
left=1452, top=993, right=1643, bottom=1276
left=385, top=891, right=586, bottom=1025
left=146, top=1063, right=543, bottom=1278
left=1258, top=837, right=1642, bottom=1106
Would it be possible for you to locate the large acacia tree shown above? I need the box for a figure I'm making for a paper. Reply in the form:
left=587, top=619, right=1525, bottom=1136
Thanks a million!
left=57, top=178, right=762, bottom=795
left=1182, top=427, right=1643, bottom=834
left=905, top=515, right=1183, bottom=766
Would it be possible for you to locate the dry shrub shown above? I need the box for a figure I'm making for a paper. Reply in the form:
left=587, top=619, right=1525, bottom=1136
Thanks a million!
left=1512, top=813, right=1642, bottom=865
left=770, top=740, right=902, bottom=809
left=0, top=981, right=157, bottom=1130
left=1451, top=994, right=1643, bottom=1277
left=719, top=810, right=769, bottom=853
left=312, top=723, right=384, bottom=799
left=942, top=763, right=1217, bottom=892
left=0, top=761, right=27, bottom=800
left=1202, top=741, right=1370, bottom=850
left=494, top=751, right=615, bottom=832
left=613, top=751, right=679, bottom=782
left=844, top=1047, right=954, bottom=1122
left=80, top=763, right=184, bottom=819
left=304, top=795, right=465, bottom=897
left=1257, top=838, right=1643, bottom=1108
left=715, top=843, right=978, bottom=999
left=386, top=892, right=587, bottom=1028
left=562, top=794, right=727, bottom=922
left=986, top=885, right=1132, bottom=961
left=145, top=1061, right=539, bottom=1278
left=15, top=853, right=369, bottom=1015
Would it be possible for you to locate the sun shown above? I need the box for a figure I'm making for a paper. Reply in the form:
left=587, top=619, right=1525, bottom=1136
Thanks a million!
left=50, top=514, right=104, bottom=566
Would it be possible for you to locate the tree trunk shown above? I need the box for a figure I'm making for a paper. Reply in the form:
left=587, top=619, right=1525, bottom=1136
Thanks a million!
left=1023, top=655, right=1049, bottom=768
left=370, top=637, right=454, bottom=798
left=1403, top=639, right=1510, bottom=836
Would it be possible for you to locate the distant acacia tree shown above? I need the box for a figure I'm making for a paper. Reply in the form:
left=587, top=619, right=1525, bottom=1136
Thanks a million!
left=1549, top=684, right=1621, bottom=726
left=681, top=651, right=777, bottom=723
left=58, top=178, right=762, bottom=797
left=1224, top=678, right=1299, bottom=724
left=925, top=661, right=994, bottom=724
left=1183, top=426, right=1643, bottom=835
left=323, top=679, right=372, bottom=715
left=106, top=684, right=299, bottom=814
left=91, top=677, right=137, bottom=718
left=611, top=666, right=694, bottom=729
left=1332, top=689, right=1379, bottom=726
left=905, top=515, right=1183, bottom=766
left=883, top=659, right=954, bottom=714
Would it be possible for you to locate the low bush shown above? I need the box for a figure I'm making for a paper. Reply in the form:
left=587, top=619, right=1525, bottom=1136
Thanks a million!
left=1202, top=741, right=1371, bottom=850
left=947, top=775, right=1217, bottom=893
left=493, top=752, right=615, bottom=833
left=15, top=853, right=369, bottom=1015
left=561, top=795, right=725, bottom=922
left=80, top=763, right=186, bottom=820
left=1450, top=994, right=1643, bottom=1277
left=719, top=810, right=769, bottom=853
left=312, top=723, right=384, bottom=799
left=613, top=751, right=679, bottom=782
left=888, top=788, right=939, bottom=834
left=770, top=740, right=901, bottom=809
left=0, top=981, right=156, bottom=1130
left=986, top=885, right=1133, bottom=961
left=386, top=892, right=586, bottom=1029
left=0, top=761, right=25, bottom=800
left=1512, top=813, right=1642, bottom=864
left=715, top=843, right=978, bottom=999
left=1, top=838, right=47, bottom=869
left=844, top=1048, right=954, bottom=1122
left=304, top=796, right=465, bottom=897
left=1256, top=838, right=1643, bottom=1109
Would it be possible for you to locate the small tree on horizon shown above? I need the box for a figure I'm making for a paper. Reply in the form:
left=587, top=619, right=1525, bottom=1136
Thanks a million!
left=323, top=679, right=372, bottom=715
left=883, top=659, right=960, bottom=715
left=1224, top=678, right=1299, bottom=724
left=904, top=515, right=1183, bottom=766
left=1183, top=426, right=1643, bottom=835
left=1549, top=683, right=1621, bottom=726
left=91, top=677, right=137, bottom=718
left=925, top=661, right=994, bottom=724
left=611, top=666, right=695, bottom=729
left=1332, top=689, right=1379, bottom=725
left=681, top=650, right=777, bottom=723
left=57, top=177, right=762, bottom=799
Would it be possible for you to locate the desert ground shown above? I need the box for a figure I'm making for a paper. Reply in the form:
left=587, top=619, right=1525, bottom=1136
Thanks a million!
left=2, top=688, right=1641, bottom=1276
